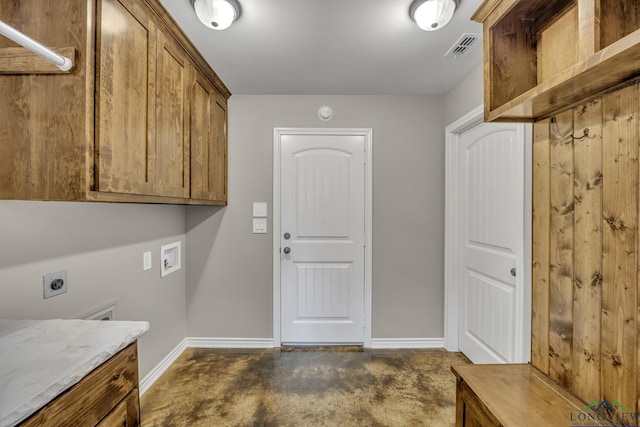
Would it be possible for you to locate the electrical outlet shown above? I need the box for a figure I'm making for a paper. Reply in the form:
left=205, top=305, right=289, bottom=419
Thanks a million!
left=43, top=271, right=67, bottom=299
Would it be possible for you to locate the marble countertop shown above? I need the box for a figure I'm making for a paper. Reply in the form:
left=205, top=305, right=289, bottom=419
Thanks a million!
left=0, top=319, right=149, bottom=427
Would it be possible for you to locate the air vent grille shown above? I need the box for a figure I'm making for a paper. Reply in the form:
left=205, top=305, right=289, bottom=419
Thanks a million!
left=445, top=33, right=481, bottom=58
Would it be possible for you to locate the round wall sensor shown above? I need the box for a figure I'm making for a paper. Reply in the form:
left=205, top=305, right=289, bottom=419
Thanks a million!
left=318, top=106, right=333, bottom=121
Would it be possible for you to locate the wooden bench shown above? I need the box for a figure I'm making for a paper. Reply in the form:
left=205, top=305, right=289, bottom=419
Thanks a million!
left=452, top=364, right=615, bottom=427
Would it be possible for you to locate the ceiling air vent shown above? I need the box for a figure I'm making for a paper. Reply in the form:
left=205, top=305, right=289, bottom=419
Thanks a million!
left=445, top=33, right=481, bottom=58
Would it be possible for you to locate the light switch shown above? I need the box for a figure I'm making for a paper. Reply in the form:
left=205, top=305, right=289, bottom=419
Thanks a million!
left=143, top=251, right=152, bottom=271
left=253, top=202, right=268, bottom=217
left=253, top=218, right=267, bottom=234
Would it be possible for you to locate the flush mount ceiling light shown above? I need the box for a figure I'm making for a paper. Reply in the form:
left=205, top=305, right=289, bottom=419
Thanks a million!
left=192, top=0, right=241, bottom=30
left=410, top=0, right=457, bottom=31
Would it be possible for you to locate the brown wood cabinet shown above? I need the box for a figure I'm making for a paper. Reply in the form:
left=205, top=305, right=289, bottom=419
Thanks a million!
left=190, top=71, right=228, bottom=202
left=472, top=0, right=640, bottom=122
left=0, top=0, right=229, bottom=205
left=452, top=364, right=613, bottom=427
left=20, top=343, right=141, bottom=427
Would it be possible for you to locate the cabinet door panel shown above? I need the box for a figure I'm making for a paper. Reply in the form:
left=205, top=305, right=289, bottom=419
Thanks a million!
left=211, top=95, right=228, bottom=202
left=155, top=34, right=190, bottom=198
left=190, top=74, right=227, bottom=202
left=190, top=73, right=214, bottom=200
left=97, top=0, right=156, bottom=195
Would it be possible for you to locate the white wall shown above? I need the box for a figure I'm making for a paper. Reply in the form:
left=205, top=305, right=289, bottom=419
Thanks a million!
left=0, top=202, right=187, bottom=378
left=443, top=63, right=484, bottom=126
left=186, top=95, right=446, bottom=340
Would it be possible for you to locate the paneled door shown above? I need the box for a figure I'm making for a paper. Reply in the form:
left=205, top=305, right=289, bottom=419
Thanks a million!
left=279, top=131, right=367, bottom=344
left=458, top=122, right=527, bottom=364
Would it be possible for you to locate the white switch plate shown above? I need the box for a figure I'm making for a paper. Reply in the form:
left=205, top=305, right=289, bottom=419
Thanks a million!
left=143, top=251, right=152, bottom=271
left=253, top=218, right=267, bottom=234
left=253, top=202, right=268, bottom=217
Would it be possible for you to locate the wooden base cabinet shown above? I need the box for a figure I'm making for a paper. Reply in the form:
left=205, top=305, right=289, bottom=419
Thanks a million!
left=0, top=0, right=229, bottom=205
left=19, top=343, right=141, bottom=427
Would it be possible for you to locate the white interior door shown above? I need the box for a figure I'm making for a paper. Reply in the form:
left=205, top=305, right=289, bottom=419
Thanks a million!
left=279, top=133, right=366, bottom=344
left=458, top=122, right=527, bottom=364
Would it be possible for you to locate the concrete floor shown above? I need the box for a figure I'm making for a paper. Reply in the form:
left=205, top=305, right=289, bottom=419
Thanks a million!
left=141, top=347, right=470, bottom=427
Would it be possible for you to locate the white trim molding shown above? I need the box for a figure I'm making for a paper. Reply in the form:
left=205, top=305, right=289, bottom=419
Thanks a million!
left=444, top=105, right=484, bottom=352
left=273, top=128, right=373, bottom=348
left=370, top=338, right=445, bottom=349
left=140, top=338, right=188, bottom=396
left=185, top=337, right=275, bottom=349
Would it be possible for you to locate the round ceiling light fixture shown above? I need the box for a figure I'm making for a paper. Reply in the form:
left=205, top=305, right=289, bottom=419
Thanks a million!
left=192, top=0, right=241, bottom=30
left=410, top=0, right=457, bottom=31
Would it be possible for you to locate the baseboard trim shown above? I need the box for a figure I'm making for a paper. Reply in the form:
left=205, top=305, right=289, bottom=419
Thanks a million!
left=370, top=338, right=445, bottom=349
left=185, top=337, right=275, bottom=348
left=139, top=338, right=188, bottom=396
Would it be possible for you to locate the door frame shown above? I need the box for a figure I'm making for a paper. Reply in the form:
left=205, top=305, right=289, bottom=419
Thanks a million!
left=444, top=105, right=532, bottom=363
left=273, top=128, right=373, bottom=347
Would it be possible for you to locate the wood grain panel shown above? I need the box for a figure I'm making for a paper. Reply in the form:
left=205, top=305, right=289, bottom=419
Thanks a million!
left=490, top=17, right=537, bottom=110
left=548, top=110, right=575, bottom=388
left=0, top=47, right=76, bottom=74
left=531, top=120, right=551, bottom=374
left=96, top=0, right=156, bottom=195
left=600, top=0, right=640, bottom=49
left=537, top=5, right=579, bottom=83
left=0, top=0, right=88, bottom=200
left=20, top=344, right=139, bottom=427
left=601, top=83, right=638, bottom=411
left=155, top=32, right=190, bottom=198
left=572, top=99, right=603, bottom=402
left=578, top=0, right=601, bottom=59
left=212, top=97, right=228, bottom=202
left=190, top=70, right=214, bottom=200
left=452, top=364, right=602, bottom=427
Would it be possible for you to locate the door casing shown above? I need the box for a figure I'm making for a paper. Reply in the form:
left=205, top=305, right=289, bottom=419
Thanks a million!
left=444, top=106, right=532, bottom=363
left=273, top=128, right=373, bottom=347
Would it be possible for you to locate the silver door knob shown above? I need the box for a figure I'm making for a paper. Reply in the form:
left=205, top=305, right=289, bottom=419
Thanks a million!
left=283, top=247, right=291, bottom=254
left=510, top=268, right=516, bottom=277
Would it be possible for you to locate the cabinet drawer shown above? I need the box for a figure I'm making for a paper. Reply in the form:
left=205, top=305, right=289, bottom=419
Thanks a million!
left=97, top=399, right=127, bottom=427
left=20, top=344, right=138, bottom=427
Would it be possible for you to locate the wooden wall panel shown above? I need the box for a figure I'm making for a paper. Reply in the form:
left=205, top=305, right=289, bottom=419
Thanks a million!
left=532, top=82, right=640, bottom=413
left=601, top=83, right=638, bottom=410
left=0, top=0, right=88, bottom=200
left=572, top=99, right=603, bottom=402
left=531, top=120, right=551, bottom=374
left=548, top=110, right=575, bottom=388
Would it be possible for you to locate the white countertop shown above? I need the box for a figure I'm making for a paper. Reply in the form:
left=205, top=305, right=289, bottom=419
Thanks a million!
left=0, top=319, right=149, bottom=427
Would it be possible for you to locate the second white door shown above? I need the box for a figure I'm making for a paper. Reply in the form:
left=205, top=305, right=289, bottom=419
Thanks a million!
left=280, top=132, right=366, bottom=344
left=458, top=122, right=527, bottom=364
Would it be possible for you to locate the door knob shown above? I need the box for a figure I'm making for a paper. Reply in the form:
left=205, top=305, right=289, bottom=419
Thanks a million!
left=284, top=232, right=291, bottom=240
left=283, top=247, right=291, bottom=254
left=511, top=268, right=516, bottom=277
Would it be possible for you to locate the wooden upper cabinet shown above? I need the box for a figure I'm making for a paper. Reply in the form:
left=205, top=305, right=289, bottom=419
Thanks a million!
left=211, top=94, right=228, bottom=202
left=96, top=0, right=156, bottom=196
left=0, top=0, right=230, bottom=205
left=190, top=70, right=228, bottom=203
left=473, top=0, right=640, bottom=122
left=155, top=32, right=190, bottom=198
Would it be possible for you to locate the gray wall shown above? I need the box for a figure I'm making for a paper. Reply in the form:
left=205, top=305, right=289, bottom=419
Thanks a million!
left=443, top=63, right=484, bottom=126
left=0, top=201, right=187, bottom=378
left=186, top=95, right=446, bottom=339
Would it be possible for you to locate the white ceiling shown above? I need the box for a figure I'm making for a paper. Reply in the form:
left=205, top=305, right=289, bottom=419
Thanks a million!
left=158, top=0, right=484, bottom=95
